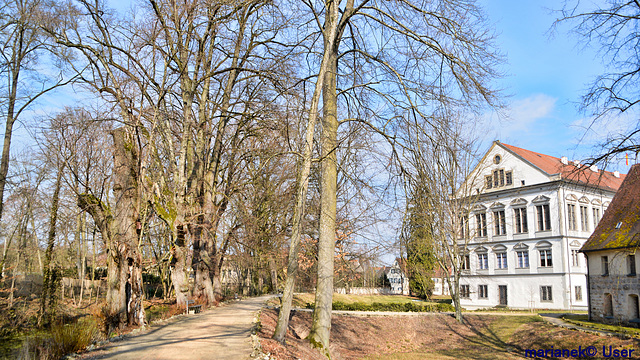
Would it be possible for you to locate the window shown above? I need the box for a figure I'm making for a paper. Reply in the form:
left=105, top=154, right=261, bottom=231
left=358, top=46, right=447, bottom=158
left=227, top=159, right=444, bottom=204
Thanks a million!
left=517, top=251, right=529, bottom=268
left=629, top=295, right=639, bottom=319
left=602, top=256, right=609, bottom=276
left=476, top=213, right=487, bottom=237
left=496, top=252, right=507, bottom=269
left=571, top=249, right=580, bottom=267
left=575, top=286, right=582, bottom=301
left=461, top=254, right=470, bottom=270
left=536, top=204, right=551, bottom=231
left=580, top=205, right=589, bottom=231
left=460, top=285, right=470, bottom=298
left=540, top=249, right=552, bottom=267
left=629, top=255, right=636, bottom=276
left=494, top=210, right=506, bottom=235
left=604, top=293, right=613, bottom=316
left=567, top=204, right=577, bottom=230
left=459, top=215, right=469, bottom=239
left=514, top=208, right=528, bottom=234
left=478, top=253, right=488, bottom=270
left=541, top=286, right=553, bottom=301
left=593, top=207, right=601, bottom=228
left=487, top=169, right=512, bottom=189
left=479, top=285, right=488, bottom=299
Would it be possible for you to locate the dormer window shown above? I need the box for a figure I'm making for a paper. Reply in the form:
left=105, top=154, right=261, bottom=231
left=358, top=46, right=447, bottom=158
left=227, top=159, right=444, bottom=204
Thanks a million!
left=486, top=169, right=513, bottom=189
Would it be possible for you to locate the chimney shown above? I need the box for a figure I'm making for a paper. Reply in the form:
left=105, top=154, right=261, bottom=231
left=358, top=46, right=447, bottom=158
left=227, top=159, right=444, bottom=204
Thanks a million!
left=614, top=171, right=620, bottom=178
left=590, top=165, right=598, bottom=173
left=573, top=160, right=581, bottom=167
left=561, top=156, right=568, bottom=165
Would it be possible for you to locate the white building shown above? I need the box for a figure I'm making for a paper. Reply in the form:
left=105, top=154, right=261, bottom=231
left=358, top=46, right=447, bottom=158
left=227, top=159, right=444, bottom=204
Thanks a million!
left=386, top=258, right=410, bottom=295
left=458, top=141, right=624, bottom=310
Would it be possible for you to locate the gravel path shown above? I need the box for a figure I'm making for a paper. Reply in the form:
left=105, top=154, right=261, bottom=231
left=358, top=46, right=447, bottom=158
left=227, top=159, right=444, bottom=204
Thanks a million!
left=84, top=295, right=272, bottom=360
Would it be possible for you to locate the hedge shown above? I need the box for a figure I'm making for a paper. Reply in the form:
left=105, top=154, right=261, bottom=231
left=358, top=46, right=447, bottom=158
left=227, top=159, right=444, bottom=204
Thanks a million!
left=304, top=301, right=455, bottom=312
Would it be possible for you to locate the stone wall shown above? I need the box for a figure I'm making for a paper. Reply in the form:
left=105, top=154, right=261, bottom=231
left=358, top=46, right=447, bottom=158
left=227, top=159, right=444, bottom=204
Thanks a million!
left=589, top=273, right=640, bottom=326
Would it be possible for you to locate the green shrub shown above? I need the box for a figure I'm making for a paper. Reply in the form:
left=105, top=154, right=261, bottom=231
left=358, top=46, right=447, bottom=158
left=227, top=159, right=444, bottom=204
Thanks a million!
left=305, top=300, right=455, bottom=312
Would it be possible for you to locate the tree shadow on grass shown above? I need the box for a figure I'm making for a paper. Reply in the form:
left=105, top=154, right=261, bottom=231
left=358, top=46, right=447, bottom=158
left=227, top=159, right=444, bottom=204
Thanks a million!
left=438, top=314, right=552, bottom=360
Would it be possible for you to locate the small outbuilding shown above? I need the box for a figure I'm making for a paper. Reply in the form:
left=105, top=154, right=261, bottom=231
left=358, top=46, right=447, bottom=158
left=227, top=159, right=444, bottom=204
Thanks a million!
left=581, top=163, right=640, bottom=325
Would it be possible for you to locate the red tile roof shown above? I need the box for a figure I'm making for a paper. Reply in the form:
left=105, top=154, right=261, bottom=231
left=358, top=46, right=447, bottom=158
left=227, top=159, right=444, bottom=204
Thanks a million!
left=581, top=164, right=640, bottom=252
left=501, top=142, right=626, bottom=192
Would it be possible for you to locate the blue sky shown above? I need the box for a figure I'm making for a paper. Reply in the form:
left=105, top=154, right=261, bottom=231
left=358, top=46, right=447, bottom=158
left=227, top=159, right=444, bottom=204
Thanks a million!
left=18, top=0, right=631, bottom=172
left=477, top=0, right=635, bottom=173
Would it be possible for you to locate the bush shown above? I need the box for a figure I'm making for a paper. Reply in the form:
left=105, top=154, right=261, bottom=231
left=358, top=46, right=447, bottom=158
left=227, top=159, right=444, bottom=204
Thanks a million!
left=50, top=317, right=99, bottom=355
left=17, top=317, right=99, bottom=360
left=305, top=300, right=455, bottom=312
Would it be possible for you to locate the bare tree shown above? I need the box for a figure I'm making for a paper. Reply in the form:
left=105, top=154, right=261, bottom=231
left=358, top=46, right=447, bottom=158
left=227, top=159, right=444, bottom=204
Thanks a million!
left=555, top=1, right=640, bottom=166
left=400, top=110, right=484, bottom=322
left=272, top=0, right=501, bottom=354
left=0, top=0, right=72, bottom=227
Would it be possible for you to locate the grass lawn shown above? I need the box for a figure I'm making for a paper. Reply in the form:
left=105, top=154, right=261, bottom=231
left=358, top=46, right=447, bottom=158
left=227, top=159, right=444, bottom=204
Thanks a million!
left=562, top=314, right=640, bottom=337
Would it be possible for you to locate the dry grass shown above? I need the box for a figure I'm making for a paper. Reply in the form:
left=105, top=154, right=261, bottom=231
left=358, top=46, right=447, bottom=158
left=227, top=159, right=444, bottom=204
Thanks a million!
left=259, top=310, right=640, bottom=360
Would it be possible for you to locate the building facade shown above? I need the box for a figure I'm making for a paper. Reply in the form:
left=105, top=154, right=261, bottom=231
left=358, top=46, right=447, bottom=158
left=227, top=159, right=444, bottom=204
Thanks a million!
left=386, top=258, right=409, bottom=295
left=581, top=164, right=640, bottom=325
left=459, top=141, right=624, bottom=310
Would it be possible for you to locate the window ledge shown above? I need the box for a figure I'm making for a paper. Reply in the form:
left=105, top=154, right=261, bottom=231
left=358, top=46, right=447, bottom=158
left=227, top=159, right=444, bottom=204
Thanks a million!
left=628, top=274, right=637, bottom=277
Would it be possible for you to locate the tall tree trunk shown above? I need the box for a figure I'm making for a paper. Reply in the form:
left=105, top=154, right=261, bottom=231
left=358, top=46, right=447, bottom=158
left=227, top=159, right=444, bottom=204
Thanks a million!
left=170, top=223, right=189, bottom=308
left=191, top=216, right=215, bottom=304
left=79, top=128, right=145, bottom=328
left=110, top=128, right=145, bottom=327
left=40, top=168, right=63, bottom=324
left=273, top=0, right=339, bottom=341
left=309, top=12, right=340, bottom=354
left=268, top=256, right=278, bottom=292
left=0, top=66, right=20, bottom=228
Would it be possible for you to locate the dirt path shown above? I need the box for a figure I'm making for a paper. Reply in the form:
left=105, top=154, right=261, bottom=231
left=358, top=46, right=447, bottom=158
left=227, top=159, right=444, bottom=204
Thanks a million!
left=84, top=295, right=272, bottom=360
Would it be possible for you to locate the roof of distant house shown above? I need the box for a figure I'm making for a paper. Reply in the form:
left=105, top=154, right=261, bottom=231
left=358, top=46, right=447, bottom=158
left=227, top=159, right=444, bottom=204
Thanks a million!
left=394, top=257, right=407, bottom=274
left=500, top=142, right=626, bottom=192
left=581, top=164, right=640, bottom=252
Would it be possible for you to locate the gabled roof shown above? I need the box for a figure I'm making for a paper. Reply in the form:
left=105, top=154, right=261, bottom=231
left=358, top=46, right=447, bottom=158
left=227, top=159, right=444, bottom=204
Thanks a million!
left=500, top=142, right=626, bottom=191
left=393, top=257, right=407, bottom=274
left=581, top=164, right=640, bottom=252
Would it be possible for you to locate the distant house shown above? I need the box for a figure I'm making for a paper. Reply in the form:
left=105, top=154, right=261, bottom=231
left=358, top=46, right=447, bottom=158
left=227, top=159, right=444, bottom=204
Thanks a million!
left=432, top=267, right=451, bottom=296
left=386, top=258, right=409, bottom=295
left=581, top=164, right=640, bottom=325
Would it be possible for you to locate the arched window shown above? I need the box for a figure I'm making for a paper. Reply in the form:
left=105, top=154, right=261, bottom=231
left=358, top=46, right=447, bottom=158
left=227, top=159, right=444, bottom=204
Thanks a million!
left=604, top=293, right=614, bottom=317
left=629, top=295, right=639, bottom=319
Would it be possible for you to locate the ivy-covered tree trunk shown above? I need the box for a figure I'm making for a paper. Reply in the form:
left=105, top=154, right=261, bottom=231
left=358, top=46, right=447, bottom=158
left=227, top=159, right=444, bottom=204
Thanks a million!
left=170, top=223, right=189, bottom=308
left=40, top=168, right=62, bottom=325
left=79, top=127, right=145, bottom=328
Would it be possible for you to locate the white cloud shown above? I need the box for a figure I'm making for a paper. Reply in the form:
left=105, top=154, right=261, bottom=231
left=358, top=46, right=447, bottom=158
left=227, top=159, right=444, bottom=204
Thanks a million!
left=480, top=93, right=557, bottom=140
